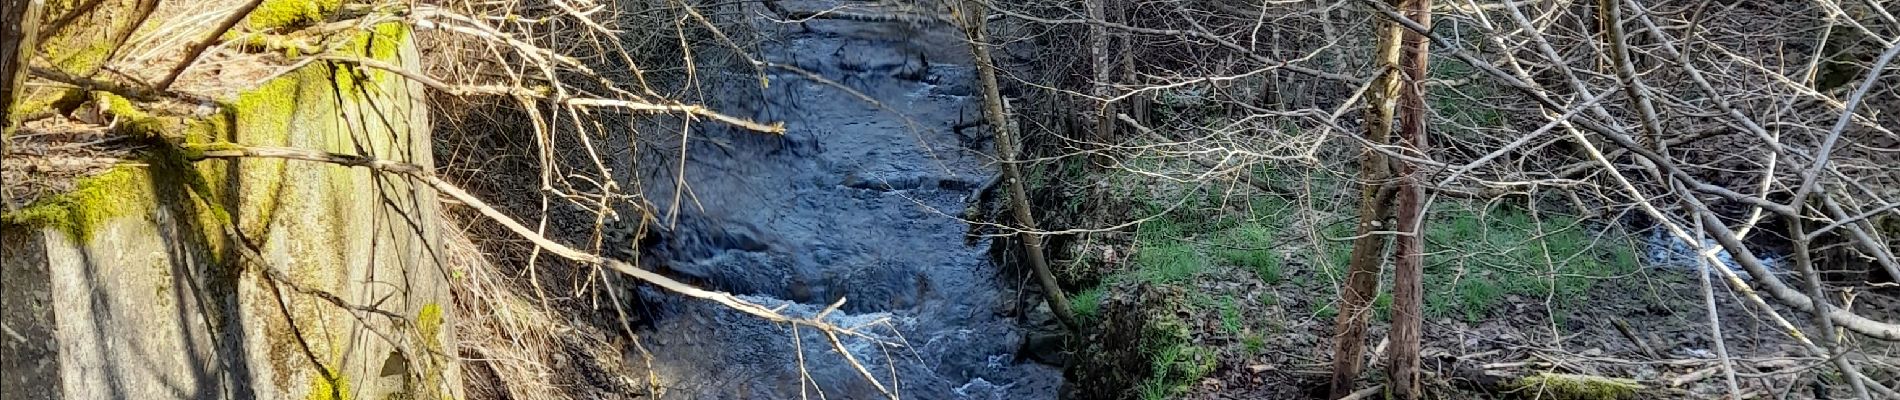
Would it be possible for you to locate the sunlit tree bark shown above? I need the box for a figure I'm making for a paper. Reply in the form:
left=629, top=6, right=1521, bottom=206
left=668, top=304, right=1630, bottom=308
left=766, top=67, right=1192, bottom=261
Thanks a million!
left=1386, top=0, right=1432, bottom=397
left=1327, top=1, right=1403, bottom=397
left=2, top=0, right=43, bottom=155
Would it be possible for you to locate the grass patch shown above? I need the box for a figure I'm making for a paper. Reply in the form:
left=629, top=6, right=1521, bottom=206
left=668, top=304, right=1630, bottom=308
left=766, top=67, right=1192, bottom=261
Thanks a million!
left=1215, top=222, right=1283, bottom=284
left=1072, top=286, right=1106, bottom=320
left=1135, top=240, right=1206, bottom=284
left=1219, top=295, right=1243, bottom=335
left=1242, top=333, right=1267, bottom=356
left=1423, top=203, right=1640, bottom=321
left=1137, top=316, right=1217, bottom=400
left=1317, top=220, right=1357, bottom=280
left=1312, top=302, right=1337, bottom=321
left=1428, top=44, right=1504, bottom=140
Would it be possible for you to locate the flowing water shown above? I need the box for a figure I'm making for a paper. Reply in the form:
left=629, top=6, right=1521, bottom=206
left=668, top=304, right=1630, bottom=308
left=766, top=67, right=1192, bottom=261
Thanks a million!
left=623, top=4, right=1061, bottom=399
left=1643, top=228, right=1784, bottom=273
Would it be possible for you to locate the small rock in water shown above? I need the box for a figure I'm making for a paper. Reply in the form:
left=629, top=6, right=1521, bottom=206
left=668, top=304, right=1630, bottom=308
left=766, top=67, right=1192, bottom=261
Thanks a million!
left=953, top=378, right=1012, bottom=400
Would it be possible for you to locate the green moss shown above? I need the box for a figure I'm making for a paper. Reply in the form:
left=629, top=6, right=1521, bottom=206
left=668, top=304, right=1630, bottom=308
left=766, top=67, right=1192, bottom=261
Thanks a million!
left=226, top=32, right=322, bottom=58
left=363, top=22, right=408, bottom=61
left=234, top=68, right=306, bottom=139
left=307, top=372, right=354, bottom=400
left=93, top=91, right=149, bottom=120
left=329, top=22, right=410, bottom=89
left=91, top=91, right=180, bottom=138
left=250, top=0, right=344, bottom=31
left=13, top=88, right=85, bottom=122
left=225, top=65, right=318, bottom=236
left=184, top=113, right=234, bottom=145
left=416, top=303, right=443, bottom=350
left=1513, top=373, right=1644, bottom=400
left=1372, top=291, right=1393, bottom=322
left=48, top=40, right=114, bottom=75
left=1, top=166, right=152, bottom=241
left=1137, top=314, right=1215, bottom=400
left=0, top=94, right=237, bottom=244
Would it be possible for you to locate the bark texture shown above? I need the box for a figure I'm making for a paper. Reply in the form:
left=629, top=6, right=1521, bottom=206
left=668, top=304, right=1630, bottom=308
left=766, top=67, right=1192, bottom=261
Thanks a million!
left=1386, top=0, right=1433, bottom=398
left=2, top=0, right=43, bottom=150
left=1327, top=2, right=1405, bottom=397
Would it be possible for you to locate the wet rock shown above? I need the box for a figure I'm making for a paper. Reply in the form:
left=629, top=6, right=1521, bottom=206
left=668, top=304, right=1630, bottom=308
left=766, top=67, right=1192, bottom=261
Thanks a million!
left=624, top=5, right=1060, bottom=398
left=1023, top=331, right=1068, bottom=365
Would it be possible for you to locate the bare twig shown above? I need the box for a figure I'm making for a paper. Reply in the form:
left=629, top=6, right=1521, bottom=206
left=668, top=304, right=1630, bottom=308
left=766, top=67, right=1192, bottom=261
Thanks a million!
left=154, top=0, right=265, bottom=91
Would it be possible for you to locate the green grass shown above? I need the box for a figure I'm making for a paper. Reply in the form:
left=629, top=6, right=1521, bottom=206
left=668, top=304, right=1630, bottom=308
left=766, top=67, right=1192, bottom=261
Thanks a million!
left=1320, top=220, right=1356, bottom=279
left=1219, top=295, right=1243, bottom=335
left=1446, top=277, right=1504, bottom=321
left=1072, top=286, right=1106, bottom=320
left=1134, top=315, right=1216, bottom=400
left=1429, top=54, right=1504, bottom=137
left=1215, top=222, right=1283, bottom=284
left=1242, top=333, right=1267, bottom=356
left=1138, top=341, right=1215, bottom=400
left=1312, top=302, right=1337, bottom=321
left=1373, top=291, right=1394, bottom=322
left=1422, top=204, right=1641, bottom=322
left=1136, top=240, right=1206, bottom=284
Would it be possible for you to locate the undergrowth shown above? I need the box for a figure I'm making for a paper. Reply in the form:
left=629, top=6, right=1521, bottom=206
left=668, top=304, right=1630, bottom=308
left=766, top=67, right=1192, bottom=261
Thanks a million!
left=1423, top=204, right=1641, bottom=322
left=1069, top=141, right=1644, bottom=398
left=1115, top=185, right=1640, bottom=324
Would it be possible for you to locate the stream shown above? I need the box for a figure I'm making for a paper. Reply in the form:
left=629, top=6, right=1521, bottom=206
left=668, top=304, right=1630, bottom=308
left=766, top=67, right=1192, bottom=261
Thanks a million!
left=623, top=4, right=1062, bottom=399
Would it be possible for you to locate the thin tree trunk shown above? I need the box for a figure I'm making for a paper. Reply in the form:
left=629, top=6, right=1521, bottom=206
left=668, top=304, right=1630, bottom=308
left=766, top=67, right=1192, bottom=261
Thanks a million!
left=1088, top=0, right=1114, bottom=168
left=1328, top=2, right=1405, bottom=397
left=1119, top=3, right=1144, bottom=130
left=1789, top=216, right=1875, bottom=400
left=960, top=0, right=1079, bottom=332
left=3, top=0, right=43, bottom=158
left=1386, top=0, right=1432, bottom=398
left=1598, top=0, right=1664, bottom=154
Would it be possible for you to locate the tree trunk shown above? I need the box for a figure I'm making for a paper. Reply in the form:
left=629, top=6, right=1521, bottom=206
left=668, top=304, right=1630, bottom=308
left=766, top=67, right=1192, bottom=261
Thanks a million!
left=1088, top=0, right=1115, bottom=168
left=2, top=0, right=43, bottom=158
left=1386, top=0, right=1433, bottom=398
left=959, top=0, right=1079, bottom=332
left=1327, top=2, right=1405, bottom=397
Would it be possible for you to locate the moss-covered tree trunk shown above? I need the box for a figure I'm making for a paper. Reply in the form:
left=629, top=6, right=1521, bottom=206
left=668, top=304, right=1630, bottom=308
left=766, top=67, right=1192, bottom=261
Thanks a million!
left=1387, top=0, right=1432, bottom=398
left=2, top=0, right=42, bottom=153
left=960, top=0, right=1078, bottom=332
left=1328, top=2, right=1404, bottom=397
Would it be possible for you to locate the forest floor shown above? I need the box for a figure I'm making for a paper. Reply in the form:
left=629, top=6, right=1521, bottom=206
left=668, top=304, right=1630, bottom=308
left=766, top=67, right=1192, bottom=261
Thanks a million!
left=1037, top=158, right=1900, bottom=399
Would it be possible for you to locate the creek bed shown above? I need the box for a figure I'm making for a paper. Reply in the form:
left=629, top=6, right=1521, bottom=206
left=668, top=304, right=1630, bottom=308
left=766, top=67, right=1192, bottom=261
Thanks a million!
left=624, top=6, right=1062, bottom=399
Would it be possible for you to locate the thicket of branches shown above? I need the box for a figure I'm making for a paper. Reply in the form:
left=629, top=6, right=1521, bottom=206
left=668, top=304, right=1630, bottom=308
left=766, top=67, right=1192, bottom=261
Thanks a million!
left=8, top=0, right=1900, bottom=397
left=979, top=0, right=1900, bottom=398
left=2, top=0, right=909, bottom=398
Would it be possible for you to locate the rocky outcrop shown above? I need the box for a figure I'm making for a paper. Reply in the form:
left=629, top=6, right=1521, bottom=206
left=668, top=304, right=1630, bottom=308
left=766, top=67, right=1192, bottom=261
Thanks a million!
left=1, top=4, right=454, bottom=399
